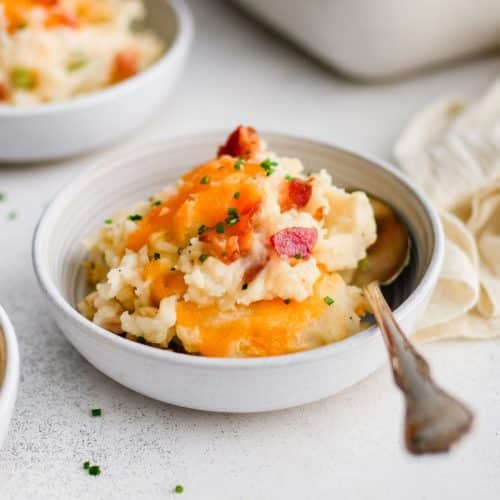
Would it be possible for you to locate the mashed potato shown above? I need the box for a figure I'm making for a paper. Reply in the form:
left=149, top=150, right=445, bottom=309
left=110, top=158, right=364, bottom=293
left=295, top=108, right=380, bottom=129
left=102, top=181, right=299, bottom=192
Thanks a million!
left=0, top=0, right=163, bottom=105
left=78, top=126, right=377, bottom=357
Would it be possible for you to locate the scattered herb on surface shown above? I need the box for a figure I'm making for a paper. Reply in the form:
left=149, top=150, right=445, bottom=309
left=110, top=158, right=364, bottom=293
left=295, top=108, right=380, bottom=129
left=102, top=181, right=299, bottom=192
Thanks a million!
left=200, top=175, right=211, bottom=185
left=153, top=252, right=161, bottom=260
left=323, top=296, right=334, bottom=306
left=83, top=461, right=90, bottom=470
left=225, top=207, right=239, bottom=226
left=199, top=254, right=208, bottom=263
left=91, top=408, right=102, bottom=417
left=104, top=219, right=112, bottom=224
left=175, top=485, right=184, bottom=494
left=128, top=214, right=142, bottom=221
left=88, top=466, right=101, bottom=476
left=260, top=158, right=278, bottom=176
left=215, top=223, right=225, bottom=234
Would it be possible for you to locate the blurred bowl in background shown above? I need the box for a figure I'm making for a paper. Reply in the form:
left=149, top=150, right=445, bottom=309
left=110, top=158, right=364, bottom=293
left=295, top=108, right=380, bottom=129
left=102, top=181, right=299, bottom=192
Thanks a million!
left=0, top=306, right=20, bottom=448
left=233, top=0, right=500, bottom=81
left=0, top=0, right=193, bottom=163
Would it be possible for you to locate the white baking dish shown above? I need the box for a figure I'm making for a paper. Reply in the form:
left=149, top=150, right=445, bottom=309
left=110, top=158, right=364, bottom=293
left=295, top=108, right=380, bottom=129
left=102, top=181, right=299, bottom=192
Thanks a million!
left=234, top=0, right=500, bottom=81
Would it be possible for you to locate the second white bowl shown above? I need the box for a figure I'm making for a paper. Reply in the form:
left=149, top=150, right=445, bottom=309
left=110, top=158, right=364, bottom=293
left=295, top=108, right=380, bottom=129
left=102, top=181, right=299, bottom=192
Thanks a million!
left=0, top=0, right=193, bottom=163
left=33, top=132, right=444, bottom=412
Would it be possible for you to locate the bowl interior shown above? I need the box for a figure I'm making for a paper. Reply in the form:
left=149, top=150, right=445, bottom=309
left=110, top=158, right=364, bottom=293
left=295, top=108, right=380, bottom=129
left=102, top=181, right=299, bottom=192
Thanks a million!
left=0, top=328, right=5, bottom=390
left=37, top=133, right=436, bottom=351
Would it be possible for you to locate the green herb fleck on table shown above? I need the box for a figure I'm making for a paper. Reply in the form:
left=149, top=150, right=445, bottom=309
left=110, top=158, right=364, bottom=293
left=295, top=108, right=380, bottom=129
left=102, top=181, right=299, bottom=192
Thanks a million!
left=260, top=158, right=278, bottom=176
left=128, top=214, right=142, bottom=221
left=175, top=485, right=184, bottom=494
left=104, top=219, right=112, bottom=225
left=88, top=465, right=101, bottom=476
left=83, top=461, right=90, bottom=470
left=323, top=296, right=335, bottom=306
left=7, top=211, right=17, bottom=221
left=91, top=408, right=102, bottom=417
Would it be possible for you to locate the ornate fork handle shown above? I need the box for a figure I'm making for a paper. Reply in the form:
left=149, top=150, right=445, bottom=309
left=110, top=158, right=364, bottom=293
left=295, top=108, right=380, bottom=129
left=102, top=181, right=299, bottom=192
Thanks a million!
left=364, top=282, right=474, bottom=454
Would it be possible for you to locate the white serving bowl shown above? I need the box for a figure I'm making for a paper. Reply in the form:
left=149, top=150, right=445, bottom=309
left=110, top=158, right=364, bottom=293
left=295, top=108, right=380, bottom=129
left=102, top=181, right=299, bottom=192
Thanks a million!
left=33, top=132, right=444, bottom=412
left=0, top=0, right=193, bottom=163
left=0, top=306, right=20, bottom=448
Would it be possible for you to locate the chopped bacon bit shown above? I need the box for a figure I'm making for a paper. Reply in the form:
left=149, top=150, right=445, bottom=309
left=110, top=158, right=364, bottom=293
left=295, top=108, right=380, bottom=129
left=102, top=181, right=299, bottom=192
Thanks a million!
left=270, top=227, right=318, bottom=260
left=217, top=126, right=260, bottom=159
left=110, top=49, right=139, bottom=84
left=288, top=179, right=312, bottom=207
left=0, top=83, right=8, bottom=102
left=313, top=206, right=324, bottom=221
left=279, top=178, right=312, bottom=212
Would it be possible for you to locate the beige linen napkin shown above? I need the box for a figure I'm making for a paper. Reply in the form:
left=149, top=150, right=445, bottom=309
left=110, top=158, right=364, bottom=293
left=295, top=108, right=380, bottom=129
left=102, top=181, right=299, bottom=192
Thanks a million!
left=394, top=82, right=500, bottom=342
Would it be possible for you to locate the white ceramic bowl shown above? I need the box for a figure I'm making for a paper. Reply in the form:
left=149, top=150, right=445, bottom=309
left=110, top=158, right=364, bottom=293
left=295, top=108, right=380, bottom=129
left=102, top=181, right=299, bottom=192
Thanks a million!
left=0, top=306, right=20, bottom=448
left=33, top=132, right=444, bottom=412
left=0, top=0, right=193, bottom=163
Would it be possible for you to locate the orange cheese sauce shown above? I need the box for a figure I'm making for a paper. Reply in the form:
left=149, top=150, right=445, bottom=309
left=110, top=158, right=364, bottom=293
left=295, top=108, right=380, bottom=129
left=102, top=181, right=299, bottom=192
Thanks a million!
left=143, top=260, right=187, bottom=306
left=126, top=156, right=265, bottom=252
left=176, top=278, right=332, bottom=357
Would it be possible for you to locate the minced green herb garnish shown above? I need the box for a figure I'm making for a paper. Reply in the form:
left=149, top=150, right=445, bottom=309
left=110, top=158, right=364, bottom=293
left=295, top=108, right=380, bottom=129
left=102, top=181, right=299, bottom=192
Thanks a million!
left=83, top=461, right=90, bottom=470
left=199, top=254, right=208, bottom=263
left=323, top=296, right=335, bottom=306
left=294, top=253, right=302, bottom=260
left=151, top=200, right=162, bottom=206
left=233, top=191, right=240, bottom=199
left=104, top=219, right=112, bottom=224
left=175, top=485, right=184, bottom=494
left=200, top=175, right=211, bottom=185
left=233, top=157, right=244, bottom=170
left=128, top=214, right=142, bottom=221
left=91, top=408, right=102, bottom=417
left=215, top=223, right=225, bottom=234
left=88, top=466, right=101, bottom=476
left=285, top=175, right=294, bottom=181
left=260, top=158, right=278, bottom=176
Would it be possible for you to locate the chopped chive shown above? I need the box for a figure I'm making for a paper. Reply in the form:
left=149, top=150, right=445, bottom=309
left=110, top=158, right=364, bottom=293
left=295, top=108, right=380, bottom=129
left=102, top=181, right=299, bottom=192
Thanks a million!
left=215, top=223, right=225, bottom=234
left=242, top=283, right=248, bottom=290
left=83, top=461, right=90, bottom=470
left=175, top=485, right=184, bottom=494
left=67, top=52, right=87, bottom=72
left=128, top=214, right=142, bottom=221
left=294, top=253, right=302, bottom=260
left=285, top=174, right=294, bottom=181
left=225, top=207, right=239, bottom=226
left=104, top=219, right=112, bottom=225
left=323, top=296, right=334, bottom=306
left=197, top=225, right=207, bottom=235
left=151, top=200, right=161, bottom=206
left=88, top=466, right=101, bottom=476
left=200, top=175, right=211, bottom=185
left=260, top=158, right=278, bottom=176
left=233, top=191, right=240, bottom=199
left=233, top=157, right=244, bottom=170
left=227, top=207, right=238, bottom=216
left=199, top=254, right=208, bottom=263
left=284, top=299, right=291, bottom=305
left=10, top=67, right=37, bottom=89
left=153, top=252, right=161, bottom=260
left=91, top=408, right=102, bottom=417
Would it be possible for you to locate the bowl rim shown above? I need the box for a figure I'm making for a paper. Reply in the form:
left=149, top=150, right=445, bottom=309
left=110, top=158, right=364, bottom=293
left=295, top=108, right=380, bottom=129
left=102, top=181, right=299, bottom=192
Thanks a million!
left=32, top=130, right=445, bottom=369
left=0, top=306, right=20, bottom=420
left=0, top=0, right=193, bottom=117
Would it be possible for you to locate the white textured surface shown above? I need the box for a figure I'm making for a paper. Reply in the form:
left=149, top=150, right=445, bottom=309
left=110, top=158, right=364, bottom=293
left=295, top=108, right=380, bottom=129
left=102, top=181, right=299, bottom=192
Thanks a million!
left=0, top=1, right=500, bottom=498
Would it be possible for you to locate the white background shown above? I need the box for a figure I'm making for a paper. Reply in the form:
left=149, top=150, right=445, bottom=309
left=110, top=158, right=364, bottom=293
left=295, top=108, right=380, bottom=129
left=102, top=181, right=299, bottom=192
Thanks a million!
left=1, top=1, right=500, bottom=499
